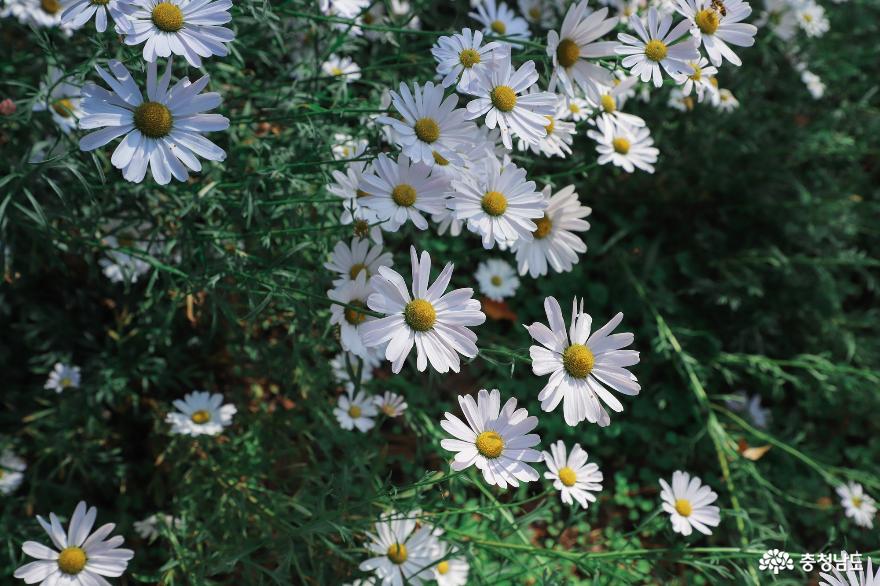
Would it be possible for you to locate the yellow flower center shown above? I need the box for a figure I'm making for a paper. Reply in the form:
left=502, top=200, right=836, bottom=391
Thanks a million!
left=362, top=11, right=374, bottom=23
left=688, top=62, right=702, bottom=81
left=600, top=94, right=616, bottom=113
left=475, top=430, right=504, bottom=458
left=544, top=116, right=555, bottom=135
left=612, top=137, right=631, bottom=154
left=356, top=189, right=369, bottom=198
left=709, top=77, right=719, bottom=88
left=562, top=343, right=595, bottom=378
left=569, top=102, right=581, bottom=114
left=60, top=377, right=74, bottom=388
left=40, top=0, right=60, bottom=14
left=52, top=98, right=75, bottom=118
left=353, top=220, right=370, bottom=238
left=387, top=543, right=407, bottom=564
left=695, top=8, right=720, bottom=34
left=644, top=39, right=668, bottom=62
left=331, top=67, right=344, bottom=76
left=558, top=466, right=577, bottom=487
left=490, top=85, right=517, bottom=112
left=404, top=299, right=436, bottom=332
left=0, top=469, right=4, bottom=479
left=91, top=0, right=110, bottom=5
left=391, top=184, right=417, bottom=207
left=490, top=275, right=502, bottom=286
left=348, top=405, right=362, bottom=418
left=134, top=101, right=173, bottom=138
left=459, top=48, right=481, bottom=68
left=57, top=547, right=87, bottom=575
left=556, top=38, right=580, bottom=68
left=675, top=498, right=693, bottom=517
left=481, top=190, right=508, bottom=216
left=802, top=12, right=813, bottom=22
left=490, top=20, right=506, bottom=34
left=151, top=2, right=184, bottom=32
left=532, top=214, right=552, bottom=239
left=528, top=6, right=540, bottom=20
left=344, top=301, right=367, bottom=325
left=682, top=96, right=695, bottom=110
left=348, top=263, right=368, bottom=280
left=437, top=560, right=450, bottom=574
left=381, top=404, right=397, bottom=416
left=432, top=151, right=449, bottom=166
left=852, top=496, right=863, bottom=508
left=190, top=409, right=211, bottom=424
left=414, top=117, right=440, bottom=143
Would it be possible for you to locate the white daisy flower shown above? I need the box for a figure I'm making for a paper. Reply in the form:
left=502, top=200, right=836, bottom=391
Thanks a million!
left=334, top=390, right=378, bottom=432
left=432, top=543, right=469, bottom=586
left=323, top=54, right=362, bottom=81
left=588, top=75, right=646, bottom=128
left=820, top=557, right=880, bottom=586
left=616, top=8, right=700, bottom=87
left=0, top=449, right=26, bottom=495
left=328, top=161, right=385, bottom=245
left=837, top=482, right=877, bottom=529
left=99, top=234, right=156, bottom=283
left=449, top=155, right=546, bottom=249
left=723, top=390, right=769, bottom=428
left=331, top=350, right=379, bottom=392
left=795, top=1, right=828, bottom=37
left=61, top=0, right=131, bottom=33
left=547, top=2, right=618, bottom=96
left=474, top=259, right=519, bottom=301
left=671, top=56, right=718, bottom=101
left=565, top=94, right=592, bottom=122
left=376, top=81, right=474, bottom=166
left=360, top=246, right=486, bottom=374
left=432, top=28, right=506, bottom=93
left=32, top=66, right=83, bottom=134
left=676, top=0, right=757, bottom=67
left=440, top=388, right=542, bottom=488
left=464, top=57, right=557, bottom=149
left=543, top=440, right=603, bottom=509
left=332, top=133, right=369, bottom=160
left=358, top=511, right=437, bottom=585
left=323, top=0, right=370, bottom=19
left=513, top=184, right=590, bottom=278
left=325, top=238, right=393, bottom=288
left=14, top=501, right=135, bottom=585
left=667, top=87, right=694, bottom=111
left=79, top=59, right=228, bottom=185
left=374, top=391, right=408, bottom=417
left=359, top=153, right=450, bottom=231
left=431, top=209, right=465, bottom=237
left=518, top=0, right=555, bottom=27
left=755, top=0, right=797, bottom=41
left=526, top=92, right=576, bottom=158
left=587, top=116, right=658, bottom=173
left=165, top=390, right=236, bottom=436
left=469, top=0, right=531, bottom=43
left=525, top=296, right=640, bottom=426
left=133, top=513, right=180, bottom=542
left=123, top=0, right=233, bottom=67
left=329, top=271, right=376, bottom=358
left=1, top=0, right=78, bottom=33
left=714, top=87, right=739, bottom=111
left=801, top=69, right=825, bottom=99
left=659, top=470, right=721, bottom=536
left=44, top=362, right=81, bottom=393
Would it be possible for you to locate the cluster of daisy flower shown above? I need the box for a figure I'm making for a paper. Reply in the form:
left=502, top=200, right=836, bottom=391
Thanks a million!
left=5, top=0, right=232, bottom=184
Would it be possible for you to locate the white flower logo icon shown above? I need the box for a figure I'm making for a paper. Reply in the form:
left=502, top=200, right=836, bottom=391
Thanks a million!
left=759, top=549, right=794, bottom=574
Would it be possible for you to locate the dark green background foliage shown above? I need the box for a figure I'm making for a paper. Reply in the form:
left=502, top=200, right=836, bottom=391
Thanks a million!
left=1, top=0, right=879, bottom=584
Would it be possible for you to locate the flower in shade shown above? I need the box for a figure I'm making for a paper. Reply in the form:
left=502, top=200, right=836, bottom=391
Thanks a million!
left=14, top=501, right=135, bottom=585
left=469, top=0, right=530, bottom=43
left=440, top=388, right=542, bottom=488
left=675, top=0, right=757, bottom=67
left=359, top=153, right=450, bottom=231
left=334, top=390, right=378, bottom=432
left=61, top=0, right=132, bottom=33
left=1, top=0, right=79, bottom=33
left=513, top=184, right=591, bottom=278
left=659, top=471, right=721, bottom=536
left=795, top=1, right=828, bottom=37
left=723, top=390, right=769, bottom=429
left=32, top=66, right=83, bottom=134
left=525, top=296, right=640, bottom=426
left=44, top=362, right=81, bottom=393
left=123, top=0, right=234, bottom=67
left=713, top=87, right=739, bottom=111
left=616, top=8, right=699, bottom=87
left=587, top=116, right=659, bottom=173
left=133, top=513, right=181, bottom=542
left=79, top=59, right=228, bottom=185
left=165, top=390, right=237, bottom=436
left=360, top=247, right=486, bottom=373
left=474, top=258, right=519, bottom=301
left=358, top=511, right=438, bottom=585
left=543, top=440, right=603, bottom=509
left=432, top=28, right=505, bottom=92
left=374, top=391, right=408, bottom=417
left=328, top=160, right=385, bottom=244
left=323, top=54, right=362, bottom=81
left=325, top=238, right=393, bottom=288
left=376, top=81, right=475, bottom=166
left=329, top=271, right=376, bottom=358
left=331, top=350, right=380, bottom=392
left=0, top=449, right=26, bottom=495
left=547, top=1, right=617, bottom=96
left=837, top=482, right=877, bottom=529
